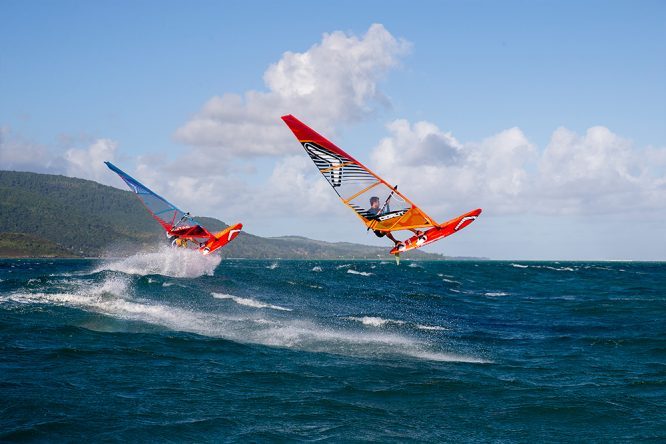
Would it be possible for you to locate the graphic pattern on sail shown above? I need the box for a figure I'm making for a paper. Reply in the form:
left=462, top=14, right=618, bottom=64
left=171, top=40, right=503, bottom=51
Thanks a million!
left=104, top=162, right=211, bottom=240
left=281, top=115, right=436, bottom=232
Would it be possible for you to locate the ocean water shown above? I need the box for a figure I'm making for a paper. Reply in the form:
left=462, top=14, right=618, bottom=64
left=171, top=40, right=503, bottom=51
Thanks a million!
left=1, top=249, right=664, bottom=441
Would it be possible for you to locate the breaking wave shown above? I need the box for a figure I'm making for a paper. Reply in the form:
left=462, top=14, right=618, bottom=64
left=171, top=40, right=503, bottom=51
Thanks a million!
left=416, top=324, right=448, bottom=331
left=347, top=269, right=372, bottom=276
left=2, top=274, right=487, bottom=364
left=212, top=292, right=292, bottom=311
left=347, top=316, right=406, bottom=327
left=510, top=263, right=576, bottom=272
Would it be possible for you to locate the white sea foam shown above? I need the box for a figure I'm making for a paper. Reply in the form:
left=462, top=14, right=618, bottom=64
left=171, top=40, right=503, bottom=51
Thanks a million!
left=336, top=263, right=352, bottom=269
left=442, top=278, right=460, bottom=284
left=2, top=275, right=488, bottom=364
left=416, top=324, right=448, bottom=331
left=484, top=292, right=509, bottom=297
left=212, top=292, right=292, bottom=311
left=267, top=262, right=279, bottom=270
left=510, top=263, right=575, bottom=272
left=311, top=266, right=323, bottom=272
left=347, top=269, right=372, bottom=276
left=347, top=316, right=406, bottom=327
left=96, top=245, right=221, bottom=278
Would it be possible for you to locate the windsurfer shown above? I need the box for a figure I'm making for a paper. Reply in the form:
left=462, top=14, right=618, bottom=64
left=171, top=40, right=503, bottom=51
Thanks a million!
left=168, top=235, right=187, bottom=248
left=368, top=196, right=403, bottom=247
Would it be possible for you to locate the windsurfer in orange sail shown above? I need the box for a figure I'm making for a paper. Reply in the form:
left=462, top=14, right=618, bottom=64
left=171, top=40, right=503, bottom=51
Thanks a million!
left=368, top=196, right=427, bottom=247
left=280, top=114, right=481, bottom=259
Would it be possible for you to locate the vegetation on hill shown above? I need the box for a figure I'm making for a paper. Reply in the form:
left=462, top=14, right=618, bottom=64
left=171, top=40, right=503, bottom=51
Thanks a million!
left=0, top=171, right=161, bottom=256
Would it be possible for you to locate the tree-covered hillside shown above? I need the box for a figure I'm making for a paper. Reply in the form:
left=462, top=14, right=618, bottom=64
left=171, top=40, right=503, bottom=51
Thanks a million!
left=0, top=171, right=162, bottom=256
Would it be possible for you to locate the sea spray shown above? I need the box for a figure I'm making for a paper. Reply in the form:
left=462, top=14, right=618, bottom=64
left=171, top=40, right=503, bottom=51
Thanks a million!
left=212, top=292, right=292, bottom=311
left=95, top=245, right=221, bottom=278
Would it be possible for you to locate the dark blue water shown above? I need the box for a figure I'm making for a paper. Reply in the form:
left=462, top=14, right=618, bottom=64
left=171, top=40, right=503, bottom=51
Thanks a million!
left=1, top=250, right=665, bottom=441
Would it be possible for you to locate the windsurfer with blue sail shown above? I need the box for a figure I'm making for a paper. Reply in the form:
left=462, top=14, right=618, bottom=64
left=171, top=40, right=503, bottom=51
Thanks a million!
left=104, top=161, right=243, bottom=255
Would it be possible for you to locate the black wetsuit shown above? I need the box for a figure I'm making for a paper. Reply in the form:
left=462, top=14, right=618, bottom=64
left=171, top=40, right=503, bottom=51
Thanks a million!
left=367, top=207, right=385, bottom=238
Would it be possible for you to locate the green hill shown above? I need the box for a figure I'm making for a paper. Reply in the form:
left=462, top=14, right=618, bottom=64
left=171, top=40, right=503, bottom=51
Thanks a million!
left=0, top=170, right=450, bottom=260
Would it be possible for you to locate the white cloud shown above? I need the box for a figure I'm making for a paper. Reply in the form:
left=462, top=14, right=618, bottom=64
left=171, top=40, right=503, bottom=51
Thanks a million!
left=535, top=126, right=665, bottom=214
left=0, top=128, right=120, bottom=184
left=174, top=24, right=410, bottom=162
left=370, top=119, right=665, bottom=220
left=371, top=119, right=537, bottom=218
left=0, top=127, right=65, bottom=174
left=251, top=155, right=341, bottom=218
left=64, top=138, right=118, bottom=185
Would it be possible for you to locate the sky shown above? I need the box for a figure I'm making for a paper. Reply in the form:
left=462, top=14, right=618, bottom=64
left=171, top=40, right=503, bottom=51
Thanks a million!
left=1, top=0, right=665, bottom=260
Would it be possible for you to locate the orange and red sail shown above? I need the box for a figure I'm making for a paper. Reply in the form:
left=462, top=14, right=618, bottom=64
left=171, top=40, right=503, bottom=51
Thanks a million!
left=281, top=114, right=437, bottom=233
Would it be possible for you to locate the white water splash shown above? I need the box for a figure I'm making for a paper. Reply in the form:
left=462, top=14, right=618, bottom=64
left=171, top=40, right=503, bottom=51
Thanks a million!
left=212, top=292, right=292, bottom=311
left=347, top=316, right=406, bottom=327
left=416, top=324, right=448, bottom=331
left=347, top=269, right=372, bottom=276
left=267, top=262, right=279, bottom=270
left=311, top=266, right=323, bottom=272
left=95, top=245, right=221, bottom=278
left=510, top=263, right=575, bottom=272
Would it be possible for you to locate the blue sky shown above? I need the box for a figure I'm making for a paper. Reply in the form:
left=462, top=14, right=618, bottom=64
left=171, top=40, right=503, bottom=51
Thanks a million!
left=1, top=1, right=665, bottom=260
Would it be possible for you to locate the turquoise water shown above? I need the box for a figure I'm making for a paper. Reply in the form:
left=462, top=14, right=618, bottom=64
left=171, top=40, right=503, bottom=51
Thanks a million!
left=1, top=250, right=664, bottom=441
